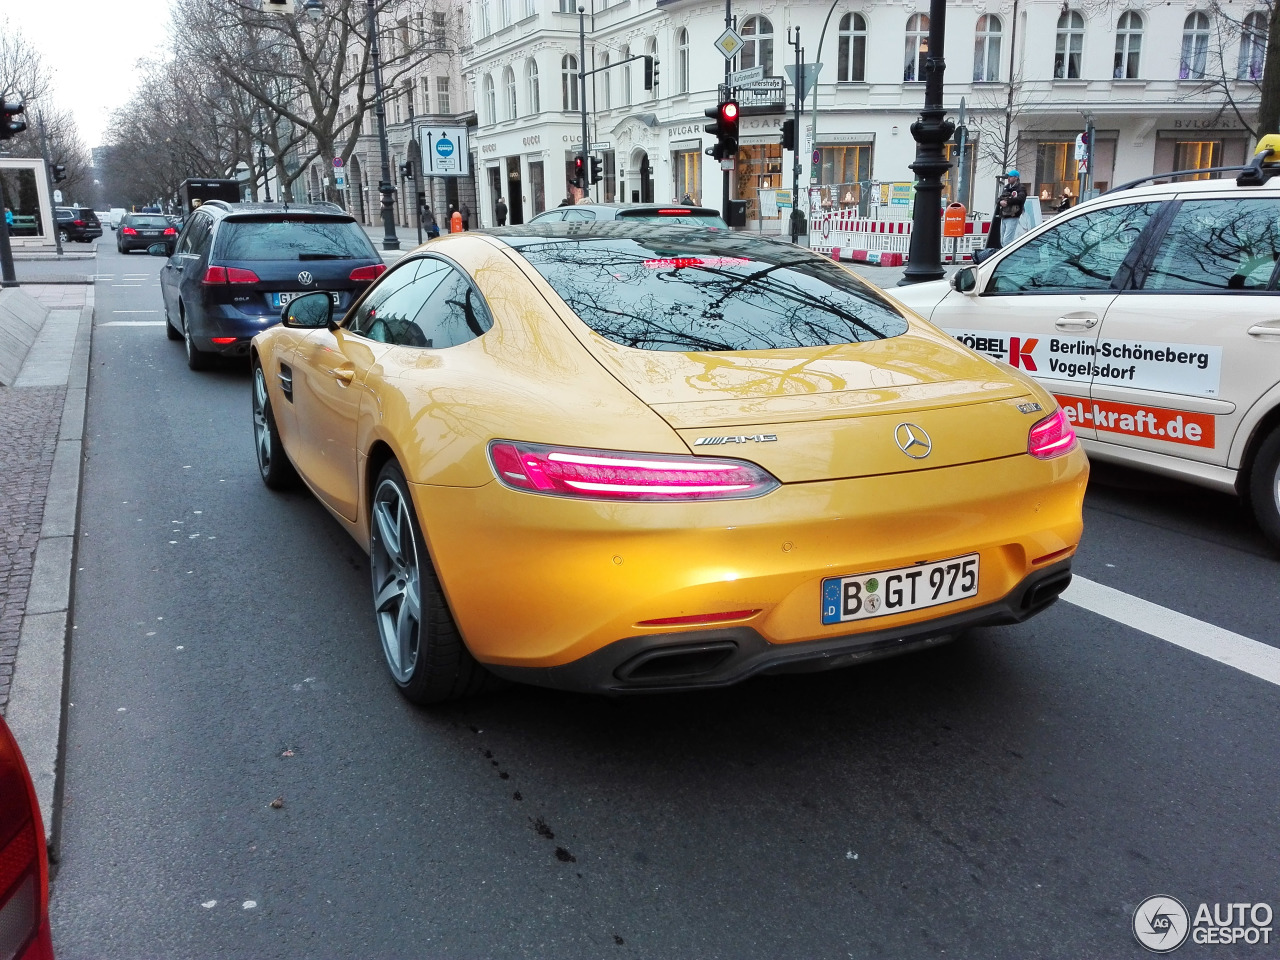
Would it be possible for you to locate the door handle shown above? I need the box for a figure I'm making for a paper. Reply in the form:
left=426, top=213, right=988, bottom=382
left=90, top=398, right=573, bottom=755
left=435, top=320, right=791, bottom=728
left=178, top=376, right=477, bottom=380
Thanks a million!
left=1055, top=315, right=1099, bottom=330
left=1247, top=323, right=1280, bottom=339
left=331, top=367, right=355, bottom=385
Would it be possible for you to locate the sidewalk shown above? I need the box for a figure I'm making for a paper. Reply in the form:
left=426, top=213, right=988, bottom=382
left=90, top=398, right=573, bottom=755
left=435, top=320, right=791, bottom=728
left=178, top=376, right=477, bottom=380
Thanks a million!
left=0, top=282, right=93, bottom=853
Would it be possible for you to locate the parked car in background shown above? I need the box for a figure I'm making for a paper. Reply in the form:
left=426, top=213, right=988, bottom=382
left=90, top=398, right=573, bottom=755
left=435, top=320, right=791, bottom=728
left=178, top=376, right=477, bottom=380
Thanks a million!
left=54, top=207, right=102, bottom=243
left=893, top=139, right=1280, bottom=549
left=529, top=203, right=728, bottom=229
left=156, top=201, right=386, bottom=370
left=117, top=213, right=176, bottom=254
left=108, top=208, right=126, bottom=229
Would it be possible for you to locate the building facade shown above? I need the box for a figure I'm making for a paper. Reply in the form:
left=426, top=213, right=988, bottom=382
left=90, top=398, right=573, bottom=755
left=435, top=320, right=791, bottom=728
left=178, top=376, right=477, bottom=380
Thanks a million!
left=463, top=0, right=1265, bottom=231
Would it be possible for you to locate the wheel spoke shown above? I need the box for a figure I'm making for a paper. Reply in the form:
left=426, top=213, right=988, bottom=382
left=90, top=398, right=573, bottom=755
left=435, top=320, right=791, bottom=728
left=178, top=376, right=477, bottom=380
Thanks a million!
left=373, top=497, right=403, bottom=563
left=373, top=574, right=403, bottom=613
left=396, top=597, right=417, bottom=673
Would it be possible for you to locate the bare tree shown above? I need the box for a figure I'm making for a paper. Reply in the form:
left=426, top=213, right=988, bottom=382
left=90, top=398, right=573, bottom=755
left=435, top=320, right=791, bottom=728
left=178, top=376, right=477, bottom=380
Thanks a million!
left=0, top=16, right=53, bottom=103
left=1176, top=3, right=1274, bottom=141
left=171, top=0, right=460, bottom=202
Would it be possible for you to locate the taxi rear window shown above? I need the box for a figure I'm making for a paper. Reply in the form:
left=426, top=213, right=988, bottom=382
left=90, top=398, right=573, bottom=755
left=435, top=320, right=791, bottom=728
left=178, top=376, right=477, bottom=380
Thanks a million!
left=510, top=236, right=908, bottom=351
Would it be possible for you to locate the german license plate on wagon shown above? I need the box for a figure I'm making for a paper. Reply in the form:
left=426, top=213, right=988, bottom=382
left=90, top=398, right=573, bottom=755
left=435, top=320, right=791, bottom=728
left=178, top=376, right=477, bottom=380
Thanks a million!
left=274, top=291, right=340, bottom=308
left=821, top=554, right=979, bottom=625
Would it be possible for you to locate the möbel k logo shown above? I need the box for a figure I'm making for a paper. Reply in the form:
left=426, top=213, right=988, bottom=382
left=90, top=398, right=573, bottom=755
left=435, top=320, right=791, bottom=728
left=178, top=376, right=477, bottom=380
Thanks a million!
left=1008, top=337, right=1037, bottom=371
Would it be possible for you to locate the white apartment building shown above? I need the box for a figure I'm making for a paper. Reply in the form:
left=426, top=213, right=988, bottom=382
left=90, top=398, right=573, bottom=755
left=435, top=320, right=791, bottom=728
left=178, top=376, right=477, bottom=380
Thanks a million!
left=464, top=0, right=1265, bottom=230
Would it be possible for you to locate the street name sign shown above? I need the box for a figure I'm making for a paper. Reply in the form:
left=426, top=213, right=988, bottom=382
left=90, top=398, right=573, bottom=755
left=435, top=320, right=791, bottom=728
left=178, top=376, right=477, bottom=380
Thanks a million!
left=728, top=65, right=764, bottom=87
left=589, top=142, right=611, bottom=152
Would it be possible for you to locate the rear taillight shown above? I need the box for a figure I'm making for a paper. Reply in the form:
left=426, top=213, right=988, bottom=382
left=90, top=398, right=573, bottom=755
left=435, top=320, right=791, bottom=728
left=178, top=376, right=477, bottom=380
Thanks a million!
left=163, top=227, right=176, bottom=236
left=1028, top=408, right=1078, bottom=459
left=121, top=227, right=137, bottom=235
left=350, top=264, right=387, bottom=282
left=72, top=220, right=84, bottom=227
left=0, top=720, right=52, bottom=960
left=488, top=441, right=779, bottom=501
left=202, top=266, right=260, bottom=285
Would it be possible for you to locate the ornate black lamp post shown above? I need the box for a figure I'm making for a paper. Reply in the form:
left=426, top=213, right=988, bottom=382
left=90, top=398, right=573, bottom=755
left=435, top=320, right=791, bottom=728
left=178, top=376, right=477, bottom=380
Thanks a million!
left=898, top=0, right=953, bottom=285
left=305, top=0, right=399, bottom=249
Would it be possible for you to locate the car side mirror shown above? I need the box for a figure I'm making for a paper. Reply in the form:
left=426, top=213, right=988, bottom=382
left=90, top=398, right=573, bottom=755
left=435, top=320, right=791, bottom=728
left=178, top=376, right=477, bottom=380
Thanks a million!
left=281, top=291, right=334, bottom=329
left=951, top=267, right=978, bottom=294
left=146, top=243, right=169, bottom=257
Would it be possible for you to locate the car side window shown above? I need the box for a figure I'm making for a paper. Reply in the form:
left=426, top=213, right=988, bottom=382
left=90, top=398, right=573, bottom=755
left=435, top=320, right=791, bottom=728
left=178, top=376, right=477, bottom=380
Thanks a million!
left=347, top=260, right=424, bottom=342
left=177, top=213, right=209, bottom=255
left=405, top=260, right=494, bottom=349
left=562, top=208, right=595, bottom=221
left=190, top=215, right=215, bottom=258
left=986, top=202, right=1160, bottom=294
left=1140, top=197, right=1280, bottom=292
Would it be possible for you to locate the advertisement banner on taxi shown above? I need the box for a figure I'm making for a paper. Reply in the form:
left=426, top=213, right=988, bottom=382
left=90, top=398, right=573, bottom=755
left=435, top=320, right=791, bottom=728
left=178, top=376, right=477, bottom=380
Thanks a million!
left=1054, top=395, right=1216, bottom=448
left=946, top=329, right=1223, bottom=397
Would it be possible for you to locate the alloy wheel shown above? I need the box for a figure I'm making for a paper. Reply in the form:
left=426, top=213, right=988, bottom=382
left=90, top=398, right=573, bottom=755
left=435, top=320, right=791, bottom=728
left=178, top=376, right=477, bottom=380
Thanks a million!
left=371, top=478, right=422, bottom=684
left=252, top=365, right=271, bottom=476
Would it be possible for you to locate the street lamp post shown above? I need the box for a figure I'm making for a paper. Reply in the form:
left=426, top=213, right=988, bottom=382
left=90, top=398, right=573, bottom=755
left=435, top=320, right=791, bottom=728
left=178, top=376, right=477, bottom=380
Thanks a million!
left=898, top=0, right=954, bottom=286
left=306, top=0, right=398, bottom=249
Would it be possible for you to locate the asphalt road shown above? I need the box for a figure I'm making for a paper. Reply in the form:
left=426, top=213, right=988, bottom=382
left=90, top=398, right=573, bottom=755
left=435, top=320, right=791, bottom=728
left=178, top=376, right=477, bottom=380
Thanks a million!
left=47, top=240, right=1280, bottom=959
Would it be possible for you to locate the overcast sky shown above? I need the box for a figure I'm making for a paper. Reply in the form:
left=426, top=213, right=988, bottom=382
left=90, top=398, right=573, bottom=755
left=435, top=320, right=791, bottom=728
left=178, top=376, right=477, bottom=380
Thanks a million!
left=1, top=0, right=174, bottom=147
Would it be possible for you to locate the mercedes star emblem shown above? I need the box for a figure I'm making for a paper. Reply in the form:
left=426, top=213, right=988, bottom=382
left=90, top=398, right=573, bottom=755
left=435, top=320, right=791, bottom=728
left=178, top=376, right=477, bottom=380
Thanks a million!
left=297, top=271, right=314, bottom=285
left=894, top=423, right=932, bottom=459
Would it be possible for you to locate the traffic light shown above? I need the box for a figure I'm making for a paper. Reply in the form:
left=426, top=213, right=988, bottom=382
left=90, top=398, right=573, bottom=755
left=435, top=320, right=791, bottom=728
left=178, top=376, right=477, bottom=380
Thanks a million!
left=0, top=100, right=25, bottom=140
left=703, top=99, right=740, bottom=162
left=400, top=160, right=414, bottom=179
left=643, top=56, right=659, bottom=91
left=573, top=155, right=585, bottom=188
left=52, top=164, right=67, bottom=183
left=589, top=155, right=603, bottom=185
left=780, top=119, right=796, bottom=152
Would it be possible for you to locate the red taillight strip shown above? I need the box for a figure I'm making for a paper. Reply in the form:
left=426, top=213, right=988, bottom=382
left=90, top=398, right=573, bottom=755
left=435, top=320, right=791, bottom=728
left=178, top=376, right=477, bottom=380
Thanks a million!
left=1031, top=546, right=1075, bottom=565
left=350, top=263, right=387, bottom=281
left=638, top=610, right=760, bottom=626
left=488, top=441, right=779, bottom=501
left=1028, top=408, right=1078, bottom=460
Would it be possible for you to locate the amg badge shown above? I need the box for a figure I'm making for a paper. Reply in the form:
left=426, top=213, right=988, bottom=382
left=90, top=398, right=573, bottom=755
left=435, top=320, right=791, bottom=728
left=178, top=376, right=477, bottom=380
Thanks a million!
left=693, top=434, right=778, bottom=446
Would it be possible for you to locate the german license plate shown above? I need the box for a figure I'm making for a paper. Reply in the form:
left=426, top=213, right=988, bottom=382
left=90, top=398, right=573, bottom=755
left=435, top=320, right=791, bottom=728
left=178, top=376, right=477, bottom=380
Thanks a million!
left=274, top=291, right=340, bottom=308
left=821, top=554, right=979, bottom=625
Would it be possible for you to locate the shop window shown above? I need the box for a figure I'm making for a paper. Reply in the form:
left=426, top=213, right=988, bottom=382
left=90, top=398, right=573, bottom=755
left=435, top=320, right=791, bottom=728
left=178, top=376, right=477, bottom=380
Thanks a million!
left=1174, top=140, right=1222, bottom=178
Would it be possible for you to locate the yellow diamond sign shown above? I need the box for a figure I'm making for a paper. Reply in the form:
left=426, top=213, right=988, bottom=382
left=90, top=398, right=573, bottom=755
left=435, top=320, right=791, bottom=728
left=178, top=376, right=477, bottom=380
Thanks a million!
left=715, top=28, right=744, bottom=60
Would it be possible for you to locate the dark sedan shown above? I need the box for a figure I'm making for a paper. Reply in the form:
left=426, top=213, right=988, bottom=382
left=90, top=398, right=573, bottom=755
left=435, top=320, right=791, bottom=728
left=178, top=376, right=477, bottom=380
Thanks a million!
left=118, top=213, right=177, bottom=254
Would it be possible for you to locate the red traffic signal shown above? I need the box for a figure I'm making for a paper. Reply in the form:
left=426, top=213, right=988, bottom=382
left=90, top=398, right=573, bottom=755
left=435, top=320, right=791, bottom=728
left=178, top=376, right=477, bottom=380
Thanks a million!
left=573, top=156, right=585, bottom=187
left=720, top=101, right=739, bottom=123
left=703, top=99, right=740, bottom=162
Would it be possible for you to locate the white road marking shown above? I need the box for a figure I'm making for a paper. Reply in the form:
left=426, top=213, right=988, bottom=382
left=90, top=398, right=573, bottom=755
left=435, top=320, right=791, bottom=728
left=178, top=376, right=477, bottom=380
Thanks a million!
left=111, top=283, right=141, bottom=287
left=112, top=310, right=158, bottom=314
left=1063, top=576, right=1280, bottom=688
left=99, top=321, right=165, bottom=327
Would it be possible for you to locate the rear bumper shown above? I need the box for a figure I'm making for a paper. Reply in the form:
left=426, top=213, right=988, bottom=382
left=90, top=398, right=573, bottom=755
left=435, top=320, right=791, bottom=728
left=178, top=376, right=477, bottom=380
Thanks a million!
left=486, top=560, right=1072, bottom=693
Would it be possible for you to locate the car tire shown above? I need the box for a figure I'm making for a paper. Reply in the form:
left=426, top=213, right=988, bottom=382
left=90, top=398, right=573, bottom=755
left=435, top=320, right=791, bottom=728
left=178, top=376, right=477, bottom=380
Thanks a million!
left=164, top=303, right=182, bottom=341
left=251, top=360, right=298, bottom=490
left=369, top=459, right=496, bottom=704
left=1248, top=427, right=1280, bottom=550
left=182, top=308, right=212, bottom=371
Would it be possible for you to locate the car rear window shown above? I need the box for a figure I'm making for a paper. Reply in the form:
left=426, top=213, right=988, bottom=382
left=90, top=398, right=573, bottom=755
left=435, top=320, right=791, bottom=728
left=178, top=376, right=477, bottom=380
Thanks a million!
left=510, top=235, right=909, bottom=351
left=127, top=216, right=171, bottom=229
left=216, top=217, right=378, bottom=261
left=616, top=209, right=728, bottom=229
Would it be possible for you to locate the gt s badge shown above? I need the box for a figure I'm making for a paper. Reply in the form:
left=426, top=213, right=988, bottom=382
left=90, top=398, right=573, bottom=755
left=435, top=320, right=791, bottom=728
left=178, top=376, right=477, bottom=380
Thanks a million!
left=694, top=434, right=778, bottom=446
left=1017, top=401, right=1043, bottom=414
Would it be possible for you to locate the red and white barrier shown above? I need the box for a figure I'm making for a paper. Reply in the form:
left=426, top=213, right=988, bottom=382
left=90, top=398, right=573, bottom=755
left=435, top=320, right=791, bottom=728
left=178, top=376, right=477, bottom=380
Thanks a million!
left=810, top=212, right=993, bottom=265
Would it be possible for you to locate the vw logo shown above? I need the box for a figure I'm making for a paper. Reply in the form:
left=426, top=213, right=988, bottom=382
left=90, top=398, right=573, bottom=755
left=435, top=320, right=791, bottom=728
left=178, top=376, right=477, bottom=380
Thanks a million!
left=894, top=423, right=932, bottom=459
left=297, top=271, right=314, bottom=285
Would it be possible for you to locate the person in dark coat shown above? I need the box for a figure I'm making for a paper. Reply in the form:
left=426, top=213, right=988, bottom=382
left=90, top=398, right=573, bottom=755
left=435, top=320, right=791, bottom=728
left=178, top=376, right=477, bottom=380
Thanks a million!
left=996, top=169, right=1028, bottom=246
left=460, top=203, right=471, bottom=229
left=423, top=204, right=440, bottom=239
left=495, top=197, right=508, bottom=226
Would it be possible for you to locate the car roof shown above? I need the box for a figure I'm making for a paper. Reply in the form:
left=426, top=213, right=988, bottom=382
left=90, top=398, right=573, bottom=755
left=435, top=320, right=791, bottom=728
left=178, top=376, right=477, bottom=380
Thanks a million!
left=537, top=203, right=722, bottom=217
left=1099, top=175, right=1279, bottom=202
left=199, top=202, right=355, bottom=220
left=478, top=220, right=809, bottom=254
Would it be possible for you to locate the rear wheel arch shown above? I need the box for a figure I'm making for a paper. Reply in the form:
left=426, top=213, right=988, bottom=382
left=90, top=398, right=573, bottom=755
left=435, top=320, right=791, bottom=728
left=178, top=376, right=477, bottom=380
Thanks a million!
left=1235, top=398, right=1280, bottom=501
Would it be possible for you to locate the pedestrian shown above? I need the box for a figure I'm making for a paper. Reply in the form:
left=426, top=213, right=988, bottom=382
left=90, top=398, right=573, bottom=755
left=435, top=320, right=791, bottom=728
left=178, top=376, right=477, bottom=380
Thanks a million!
left=495, top=196, right=508, bottom=226
left=681, top=192, right=694, bottom=205
left=996, top=169, right=1028, bottom=246
left=3, top=207, right=11, bottom=227
left=1056, top=186, right=1074, bottom=212
left=424, top=205, right=440, bottom=239
left=450, top=207, right=463, bottom=233
left=460, top=202, right=470, bottom=230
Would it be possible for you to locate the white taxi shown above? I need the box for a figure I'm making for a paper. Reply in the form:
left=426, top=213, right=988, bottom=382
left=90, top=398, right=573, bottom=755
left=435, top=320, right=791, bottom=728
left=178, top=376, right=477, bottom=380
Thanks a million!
left=893, top=140, right=1280, bottom=549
